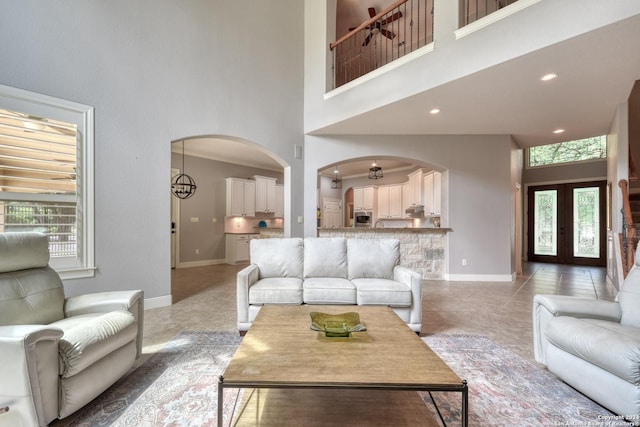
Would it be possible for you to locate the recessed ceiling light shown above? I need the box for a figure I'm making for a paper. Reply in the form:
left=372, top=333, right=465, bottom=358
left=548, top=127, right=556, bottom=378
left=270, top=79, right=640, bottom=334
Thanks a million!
left=541, top=73, right=558, bottom=81
left=553, top=129, right=565, bottom=134
left=429, top=108, right=440, bottom=115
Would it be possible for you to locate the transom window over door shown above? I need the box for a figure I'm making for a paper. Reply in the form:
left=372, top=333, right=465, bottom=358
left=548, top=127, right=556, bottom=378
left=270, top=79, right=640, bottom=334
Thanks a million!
left=0, top=85, right=95, bottom=279
left=527, top=181, right=605, bottom=266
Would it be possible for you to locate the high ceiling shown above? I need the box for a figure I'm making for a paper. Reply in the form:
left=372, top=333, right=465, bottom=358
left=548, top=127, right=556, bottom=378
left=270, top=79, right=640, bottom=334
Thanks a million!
left=180, top=3, right=640, bottom=172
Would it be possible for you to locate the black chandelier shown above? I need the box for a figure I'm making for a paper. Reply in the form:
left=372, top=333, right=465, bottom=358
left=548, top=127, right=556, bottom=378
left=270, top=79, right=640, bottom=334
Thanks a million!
left=171, top=140, right=197, bottom=199
left=368, top=161, right=383, bottom=179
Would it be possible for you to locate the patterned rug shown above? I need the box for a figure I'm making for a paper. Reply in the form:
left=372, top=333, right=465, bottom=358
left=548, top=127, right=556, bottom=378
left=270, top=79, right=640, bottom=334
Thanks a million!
left=58, top=331, right=621, bottom=426
left=421, top=334, right=620, bottom=426
left=59, top=331, right=244, bottom=426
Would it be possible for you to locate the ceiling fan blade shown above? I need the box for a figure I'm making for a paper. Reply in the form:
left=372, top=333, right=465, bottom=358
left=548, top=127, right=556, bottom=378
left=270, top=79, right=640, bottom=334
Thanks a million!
left=362, top=33, right=373, bottom=47
left=368, top=7, right=377, bottom=18
left=380, top=11, right=403, bottom=26
left=380, top=29, right=396, bottom=40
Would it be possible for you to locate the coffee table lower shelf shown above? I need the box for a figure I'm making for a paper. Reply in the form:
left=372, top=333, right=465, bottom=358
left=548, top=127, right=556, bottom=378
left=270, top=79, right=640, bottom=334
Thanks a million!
left=218, top=378, right=468, bottom=426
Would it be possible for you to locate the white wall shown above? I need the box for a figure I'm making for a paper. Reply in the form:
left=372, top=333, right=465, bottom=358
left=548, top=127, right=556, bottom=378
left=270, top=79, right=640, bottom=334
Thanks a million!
left=0, top=1, right=304, bottom=303
left=305, top=134, right=514, bottom=279
left=607, top=102, right=630, bottom=289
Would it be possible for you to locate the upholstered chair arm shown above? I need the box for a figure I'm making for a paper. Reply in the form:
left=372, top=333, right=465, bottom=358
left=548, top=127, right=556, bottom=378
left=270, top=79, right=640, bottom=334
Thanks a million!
left=237, top=264, right=259, bottom=328
left=532, top=295, right=621, bottom=365
left=64, top=290, right=144, bottom=356
left=0, top=325, right=64, bottom=427
left=394, top=265, right=423, bottom=330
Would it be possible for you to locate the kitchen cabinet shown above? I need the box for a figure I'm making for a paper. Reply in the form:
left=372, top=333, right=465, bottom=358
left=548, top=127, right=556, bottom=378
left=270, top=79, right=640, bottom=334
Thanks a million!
left=377, top=185, right=403, bottom=218
left=275, top=184, right=284, bottom=217
left=225, top=234, right=257, bottom=264
left=226, top=178, right=256, bottom=217
left=423, top=171, right=442, bottom=216
left=404, top=169, right=424, bottom=209
left=353, top=186, right=377, bottom=211
left=253, top=175, right=277, bottom=213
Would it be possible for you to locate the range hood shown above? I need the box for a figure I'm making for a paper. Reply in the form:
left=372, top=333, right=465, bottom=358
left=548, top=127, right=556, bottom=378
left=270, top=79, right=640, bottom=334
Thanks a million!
left=405, top=205, right=424, bottom=215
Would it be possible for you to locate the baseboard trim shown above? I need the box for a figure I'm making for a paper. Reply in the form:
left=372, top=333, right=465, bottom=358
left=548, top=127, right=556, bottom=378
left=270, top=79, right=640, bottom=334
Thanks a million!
left=144, top=294, right=172, bottom=310
left=176, top=258, right=226, bottom=269
left=445, top=273, right=513, bottom=282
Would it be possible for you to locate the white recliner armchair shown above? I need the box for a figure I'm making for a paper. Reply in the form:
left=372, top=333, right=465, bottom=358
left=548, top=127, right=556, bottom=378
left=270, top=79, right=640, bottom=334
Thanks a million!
left=0, top=233, right=144, bottom=426
left=533, top=256, right=640, bottom=421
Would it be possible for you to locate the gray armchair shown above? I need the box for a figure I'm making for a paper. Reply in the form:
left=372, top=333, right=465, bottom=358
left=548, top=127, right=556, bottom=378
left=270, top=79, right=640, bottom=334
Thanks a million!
left=0, top=233, right=144, bottom=426
left=533, top=259, right=640, bottom=420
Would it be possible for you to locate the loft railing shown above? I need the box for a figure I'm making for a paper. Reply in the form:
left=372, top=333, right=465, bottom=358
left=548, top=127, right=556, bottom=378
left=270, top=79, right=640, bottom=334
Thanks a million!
left=329, top=0, right=434, bottom=90
left=462, top=0, right=520, bottom=26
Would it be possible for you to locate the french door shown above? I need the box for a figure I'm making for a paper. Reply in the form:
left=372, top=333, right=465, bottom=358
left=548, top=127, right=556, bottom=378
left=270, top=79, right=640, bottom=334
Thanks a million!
left=527, top=181, right=606, bottom=266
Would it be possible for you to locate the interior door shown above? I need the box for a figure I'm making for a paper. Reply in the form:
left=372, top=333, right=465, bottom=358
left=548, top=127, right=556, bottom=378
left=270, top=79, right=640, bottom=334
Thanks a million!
left=527, top=181, right=605, bottom=266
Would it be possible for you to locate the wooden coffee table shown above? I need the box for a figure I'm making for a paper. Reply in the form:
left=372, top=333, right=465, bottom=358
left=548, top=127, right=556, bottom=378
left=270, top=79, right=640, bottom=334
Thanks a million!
left=219, top=305, right=467, bottom=426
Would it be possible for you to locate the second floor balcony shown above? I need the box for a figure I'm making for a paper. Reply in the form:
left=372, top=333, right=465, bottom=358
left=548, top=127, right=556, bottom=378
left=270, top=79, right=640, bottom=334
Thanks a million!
left=329, top=0, right=522, bottom=90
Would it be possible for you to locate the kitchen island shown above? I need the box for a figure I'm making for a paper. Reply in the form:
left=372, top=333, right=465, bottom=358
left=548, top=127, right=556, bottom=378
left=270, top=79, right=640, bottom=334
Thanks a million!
left=317, top=227, right=451, bottom=279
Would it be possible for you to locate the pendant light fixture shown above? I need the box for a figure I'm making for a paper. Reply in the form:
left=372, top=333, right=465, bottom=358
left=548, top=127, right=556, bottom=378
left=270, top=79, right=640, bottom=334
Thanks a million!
left=368, top=160, right=383, bottom=179
left=171, top=140, right=197, bottom=199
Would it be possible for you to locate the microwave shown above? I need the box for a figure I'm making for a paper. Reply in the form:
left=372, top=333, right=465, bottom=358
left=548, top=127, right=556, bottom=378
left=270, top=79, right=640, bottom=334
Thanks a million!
left=355, top=214, right=371, bottom=227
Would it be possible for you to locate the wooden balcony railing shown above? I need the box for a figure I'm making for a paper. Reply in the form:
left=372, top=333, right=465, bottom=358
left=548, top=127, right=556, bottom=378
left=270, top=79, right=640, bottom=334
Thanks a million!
left=462, top=0, right=520, bottom=26
left=329, top=0, right=434, bottom=89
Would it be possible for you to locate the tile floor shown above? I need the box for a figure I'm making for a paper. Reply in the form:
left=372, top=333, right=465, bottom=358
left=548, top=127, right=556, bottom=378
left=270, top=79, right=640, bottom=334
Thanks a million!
left=138, top=261, right=616, bottom=367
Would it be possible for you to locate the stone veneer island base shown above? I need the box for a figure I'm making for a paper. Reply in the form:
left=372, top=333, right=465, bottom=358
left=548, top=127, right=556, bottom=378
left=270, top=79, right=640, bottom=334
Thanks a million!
left=317, top=227, right=450, bottom=279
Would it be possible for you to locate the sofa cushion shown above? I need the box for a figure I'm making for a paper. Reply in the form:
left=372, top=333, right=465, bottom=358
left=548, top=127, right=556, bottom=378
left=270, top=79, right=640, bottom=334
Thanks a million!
left=53, top=311, right=137, bottom=378
left=249, top=277, right=303, bottom=305
left=251, top=238, right=304, bottom=279
left=352, top=278, right=412, bottom=307
left=619, top=265, right=640, bottom=328
left=545, top=316, right=640, bottom=384
left=303, top=277, right=356, bottom=304
left=347, top=239, right=400, bottom=280
left=304, top=238, right=347, bottom=279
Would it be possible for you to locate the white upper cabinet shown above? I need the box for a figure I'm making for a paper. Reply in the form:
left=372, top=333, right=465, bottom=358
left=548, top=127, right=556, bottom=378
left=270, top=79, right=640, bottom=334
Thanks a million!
left=253, top=175, right=277, bottom=213
left=378, top=185, right=403, bottom=218
left=353, top=186, right=377, bottom=211
left=423, top=171, right=442, bottom=216
left=226, top=177, right=256, bottom=217
left=404, top=169, right=424, bottom=210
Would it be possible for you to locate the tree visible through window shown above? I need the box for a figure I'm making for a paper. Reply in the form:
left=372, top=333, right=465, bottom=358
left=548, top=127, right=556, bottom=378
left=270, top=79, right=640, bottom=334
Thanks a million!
left=528, top=136, right=607, bottom=167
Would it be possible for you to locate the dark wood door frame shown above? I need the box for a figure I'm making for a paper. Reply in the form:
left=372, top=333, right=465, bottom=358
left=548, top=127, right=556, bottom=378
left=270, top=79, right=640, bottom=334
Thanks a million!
left=527, top=181, right=606, bottom=267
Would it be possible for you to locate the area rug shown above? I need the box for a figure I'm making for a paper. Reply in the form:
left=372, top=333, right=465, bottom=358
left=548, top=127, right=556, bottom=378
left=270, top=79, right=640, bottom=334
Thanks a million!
left=59, top=331, right=244, bottom=427
left=59, top=331, right=622, bottom=426
left=421, top=334, right=621, bottom=426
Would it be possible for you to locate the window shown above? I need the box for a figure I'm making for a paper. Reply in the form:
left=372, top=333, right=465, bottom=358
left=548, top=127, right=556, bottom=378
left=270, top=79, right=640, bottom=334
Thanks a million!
left=527, top=135, right=607, bottom=168
left=0, top=85, right=94, bottom=279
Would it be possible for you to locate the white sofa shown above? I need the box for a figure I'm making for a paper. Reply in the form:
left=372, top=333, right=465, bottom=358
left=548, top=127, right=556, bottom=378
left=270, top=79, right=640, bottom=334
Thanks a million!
left=533, top=255, right=640, bottom=421
left=237, top=237, right=422, bottom=333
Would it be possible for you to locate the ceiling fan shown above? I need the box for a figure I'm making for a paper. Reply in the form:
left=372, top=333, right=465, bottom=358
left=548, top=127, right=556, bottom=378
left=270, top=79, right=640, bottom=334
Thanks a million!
left=351, top=7, right=404, bottom=47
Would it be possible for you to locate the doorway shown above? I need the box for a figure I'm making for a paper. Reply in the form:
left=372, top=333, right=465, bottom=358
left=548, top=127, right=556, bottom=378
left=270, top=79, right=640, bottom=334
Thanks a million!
left=527, top=181, right=606, bottom=266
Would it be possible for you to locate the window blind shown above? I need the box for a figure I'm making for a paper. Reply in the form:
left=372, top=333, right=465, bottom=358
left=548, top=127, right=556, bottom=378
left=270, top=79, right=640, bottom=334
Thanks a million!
left=0, top=108, right=77, bottom=195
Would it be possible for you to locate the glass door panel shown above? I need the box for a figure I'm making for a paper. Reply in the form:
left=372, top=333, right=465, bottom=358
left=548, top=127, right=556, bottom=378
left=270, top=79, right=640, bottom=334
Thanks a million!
left=533, top=190, right=557, bottom=256
left=573, top=187, right=600, bottom=259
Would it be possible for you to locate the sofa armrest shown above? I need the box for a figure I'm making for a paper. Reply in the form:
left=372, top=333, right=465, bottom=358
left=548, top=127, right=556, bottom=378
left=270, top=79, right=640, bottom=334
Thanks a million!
left=394, top=265, right=422, bottom=331
left=64, top=290, right=144, bottom=357
left=237, top=264, right=260, bottom=329
left=534, top=295, right=621, bottom=321
left=532, top=295, right=621, bottom=365
left=0, top=325, right=64, bottom=426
